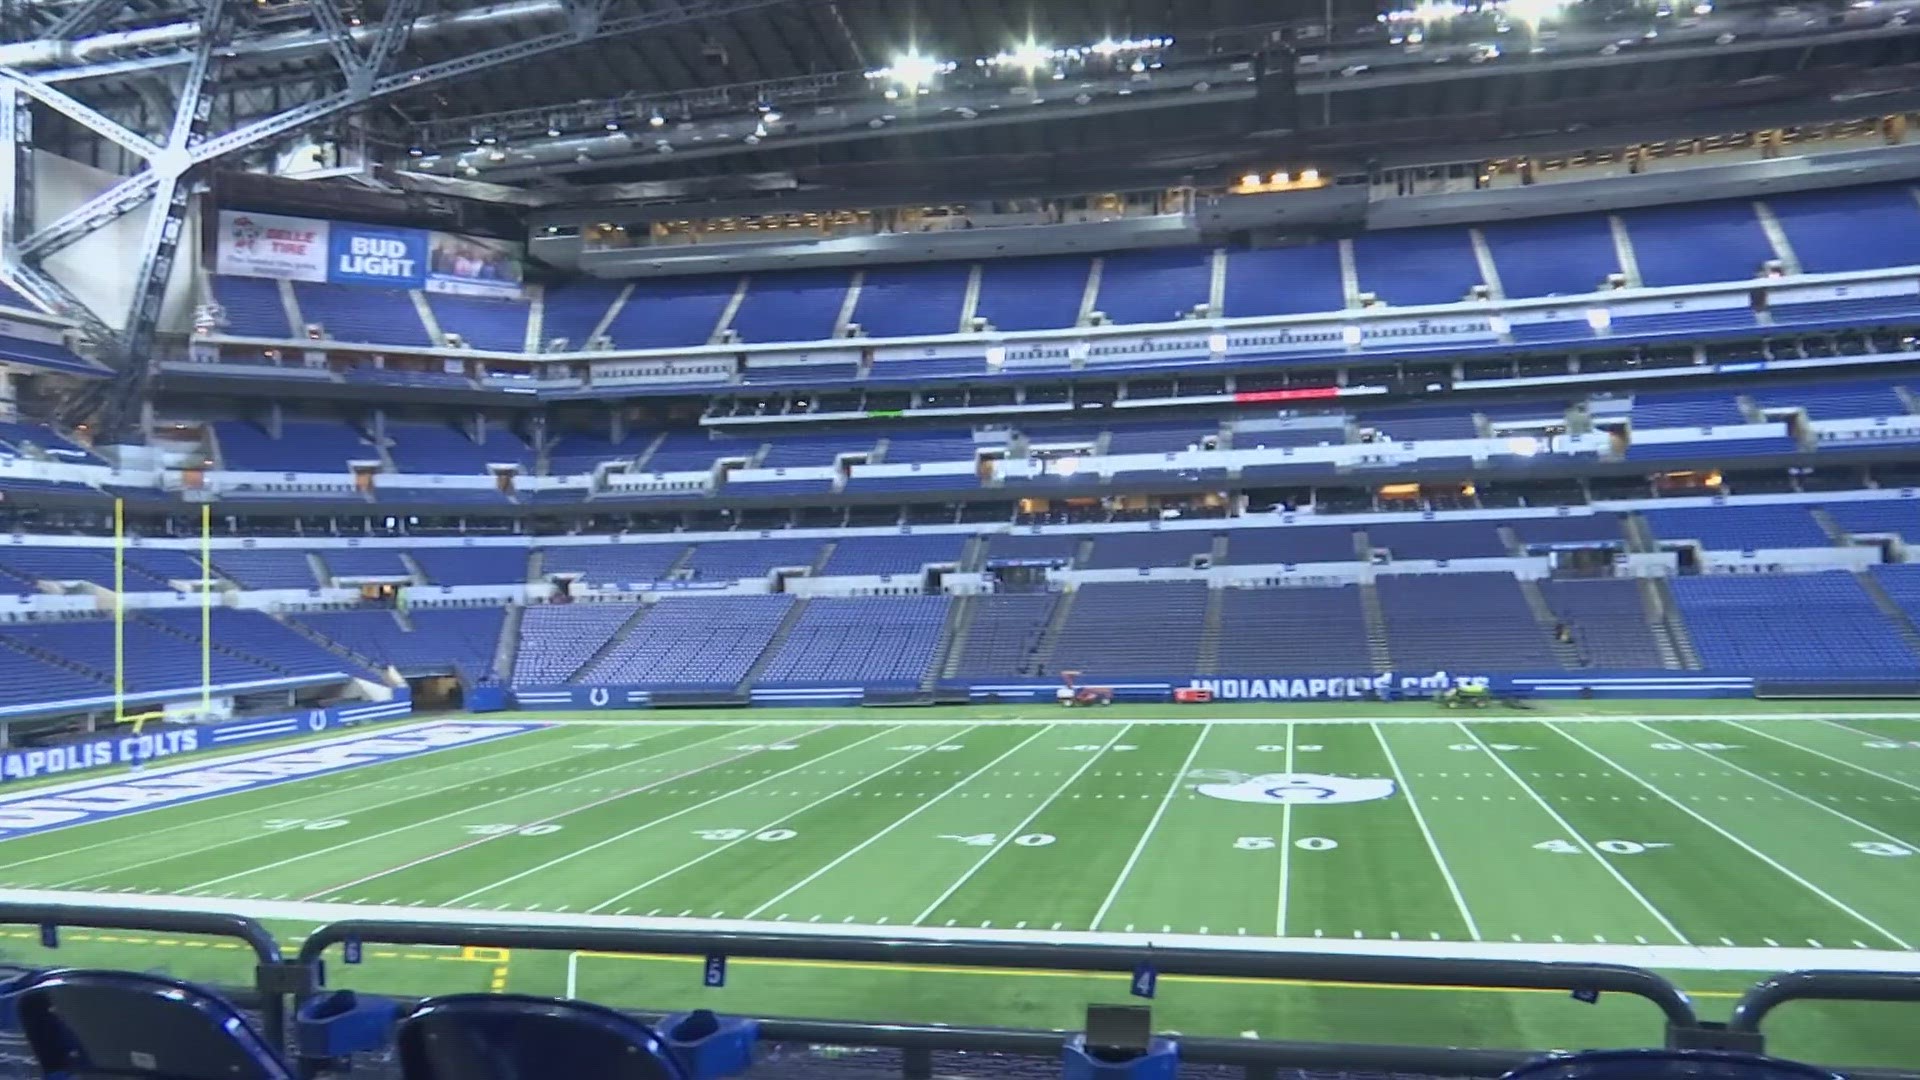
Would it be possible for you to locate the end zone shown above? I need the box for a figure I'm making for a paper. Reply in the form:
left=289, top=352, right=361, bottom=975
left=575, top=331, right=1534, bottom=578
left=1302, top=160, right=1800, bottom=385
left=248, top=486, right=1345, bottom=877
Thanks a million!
left=0, top=720, right=548, bottom=842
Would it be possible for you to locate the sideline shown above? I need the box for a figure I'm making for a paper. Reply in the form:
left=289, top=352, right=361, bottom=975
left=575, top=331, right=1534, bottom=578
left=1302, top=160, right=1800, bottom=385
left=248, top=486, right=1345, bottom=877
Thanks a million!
left=2, top=888, right=1912, bottom=974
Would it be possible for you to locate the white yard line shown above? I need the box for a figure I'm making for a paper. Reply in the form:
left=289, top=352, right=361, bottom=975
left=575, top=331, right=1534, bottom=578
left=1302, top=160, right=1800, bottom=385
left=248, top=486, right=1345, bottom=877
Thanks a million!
left=1276, top=721, right=1295, bottom=938
left=1719, top=720, right=1920, bottom=796
left=1627, top=720, right=1920, bottom=848
left=1454, top=721, right=1690, bottom=945
left=1372, top=722, right=1481, bottom=942
left=1552, top=722, right=1912, bottom=951
left=184, top=724, right=771, bottom=893
left=7, top=885, right=1914, bottom=974
left=915, top=724, right=1134, bottom=926
left=40, top=728, right=689, bottom=888
left=418, top=726, right=905, bottom=907
left=305, top=723, right=847, bottom=902
left=1091, top=723, right=1212, bottom=932
left=745, top=725, right=1055, bottom=920
left=584, top=726, right=969, bottom=914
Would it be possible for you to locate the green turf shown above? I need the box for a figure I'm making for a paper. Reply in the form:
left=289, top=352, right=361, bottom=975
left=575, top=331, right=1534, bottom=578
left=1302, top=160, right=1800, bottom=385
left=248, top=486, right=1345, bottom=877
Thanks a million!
left=0, top=702, right=1917, bottom=1070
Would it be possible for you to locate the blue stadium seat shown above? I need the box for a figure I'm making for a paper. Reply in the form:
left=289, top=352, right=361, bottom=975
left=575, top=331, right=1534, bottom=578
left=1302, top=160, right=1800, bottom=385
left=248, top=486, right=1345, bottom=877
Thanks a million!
left=1220, top=527, right=1359, bottom=564
left=1641, top=506, right=1831, bottom=550
left=1351, top=227, right=1484, bottom=306
left=603, top=277, right=736, bottom=349
left=949, top=592, right=1057, bottom=677
left=1826, top=500, right=1920, bottom=541
left=426, top=293, right=531, bottom=352
left=1627, top=391, right=1746, bottom=428
left=0, top=333, right=102, bottom=376
left=758, top=595, right=950, bottom=686
left=211, top=275, right=292, bottom=338
left=318, top=548, right=411, bottom=578
left=1215, top=586, right=1371, bottom=673
left=513, top=603, right=641, bottom=683
left=210, top=549, right=320, bottom=589
left=412, top=546, right=528, bottom=585
left=1049, top=581, right=1207, bottom=675
left=1095, top=249, right=1212, bottom=324
left=642, top=432, right=761, bottom=473
left=1365, top=521, right=1509, bottom=560
left=1766, top=184, right=1920, bottom=274
left=1500, top=1048, right=1840, bottom=1080
left=730, top=269, right=850, bottom=344
left=973, top=256, right=1090, bottom=331
left=539, top=283, right=623, bottom=350
left=1620, top=201, right=1775, bottom=287
left=216, top=420, right=376, bottom=473
left=1082, top=531, right=1214, bottom=570
left=582, top=595, right=793, bottom=688
left=397, top=994, right=683, bottom=1080
left=12, top=969, right=296, bottom=1080
left=1377, top=573, right=1562, bottom=670
left=386, top=423, right=531, bottom=473
left=681, top=539, right=823, bottom=581
left=881, top=430, right=977, bottom=464
left=1748, top=380, right=1908, bottom=420
left=850, top=263, right=970, bottom=337
left=1481, top=214, right=1621, bottom=299
left=0, top=278, right=37, bottom=310
left=542, top=544, right=686, bottom=586
left=1222, top=243, right=1345, bottom=318
left=1537, top=579, right=1665, bottom=669
left=1672, top=571, right=1920, bottom=675
left=292, top=282, right=432, bottom=346
left=823, top=535, right=967, bottom=576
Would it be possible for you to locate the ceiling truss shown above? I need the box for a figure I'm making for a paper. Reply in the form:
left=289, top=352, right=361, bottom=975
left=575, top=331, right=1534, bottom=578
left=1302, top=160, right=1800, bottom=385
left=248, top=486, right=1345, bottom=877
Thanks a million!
left=0, top=0, right=792, bottom=440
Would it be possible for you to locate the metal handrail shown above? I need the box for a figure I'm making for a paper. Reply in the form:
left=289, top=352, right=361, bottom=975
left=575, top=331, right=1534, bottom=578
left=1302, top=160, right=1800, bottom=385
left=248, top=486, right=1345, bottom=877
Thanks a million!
left=1729, top=970, right=1920, bottom=1033
left=294, top=921, right=1698, bottom=1025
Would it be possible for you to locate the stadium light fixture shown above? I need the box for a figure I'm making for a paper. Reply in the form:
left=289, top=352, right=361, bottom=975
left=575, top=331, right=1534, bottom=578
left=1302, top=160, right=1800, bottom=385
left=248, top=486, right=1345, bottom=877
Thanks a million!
left=1240, top=172, right=1261, bottom=187
left=1006, top=40, right=1053, bottom=73
left=649, top=112, right=667, bottom=128
left=1585, top=307, right=1612, bottom=330
left=1299, top=168, right=1320, bottom=183
left=1342, top=325, right=1363, bottom=345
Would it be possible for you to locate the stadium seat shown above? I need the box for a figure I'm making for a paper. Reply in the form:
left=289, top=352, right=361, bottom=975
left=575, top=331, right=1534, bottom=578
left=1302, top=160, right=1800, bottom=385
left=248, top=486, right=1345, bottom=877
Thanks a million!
left=1351, top=227, right=1485, bottom=306
left=397, top=994, right=683, bottom=1080
left=850, top=262, right=970, bottom=337
left=1095, top=249, right=1212, bottom=324
left=12, top=969, right=296, bottom=1080
left=973, top=256, right=1091, bottom=331
left=730, top=269, right=850, bottom=344
left=211, top=275, right=293, bottom=338
left=1480, top=214, right=1622, bottom=299
left=1214, top=586, right=1372, bottom=673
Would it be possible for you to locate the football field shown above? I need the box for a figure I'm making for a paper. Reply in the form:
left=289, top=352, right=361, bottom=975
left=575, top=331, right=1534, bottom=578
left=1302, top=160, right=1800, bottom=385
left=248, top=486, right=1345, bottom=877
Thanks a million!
left=0, top=700, right=1918, bottom=1068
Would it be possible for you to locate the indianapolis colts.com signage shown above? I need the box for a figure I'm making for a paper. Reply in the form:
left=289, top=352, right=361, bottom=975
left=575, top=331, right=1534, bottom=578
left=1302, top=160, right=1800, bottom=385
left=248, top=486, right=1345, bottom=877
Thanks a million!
left=0, top=696, right=412, bottom=784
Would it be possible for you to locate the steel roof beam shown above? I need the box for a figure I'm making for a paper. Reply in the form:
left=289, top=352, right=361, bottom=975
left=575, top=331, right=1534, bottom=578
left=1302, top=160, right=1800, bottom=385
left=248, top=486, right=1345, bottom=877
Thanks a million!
left=0, top=69, right=158, bottom=160
left=48, top=0, right=129, bottom=41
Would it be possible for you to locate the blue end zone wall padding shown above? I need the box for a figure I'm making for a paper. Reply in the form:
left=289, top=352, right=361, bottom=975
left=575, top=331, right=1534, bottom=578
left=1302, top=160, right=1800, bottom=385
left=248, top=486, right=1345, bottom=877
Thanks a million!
left=511, top=672, right=1759, bottom=709
left=0, top=692, right=413, bottom=784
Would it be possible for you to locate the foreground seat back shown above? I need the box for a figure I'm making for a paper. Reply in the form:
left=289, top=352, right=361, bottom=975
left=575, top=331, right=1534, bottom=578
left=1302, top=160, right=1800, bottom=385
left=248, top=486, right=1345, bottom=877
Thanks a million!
left=12, top=970, right=293, bottom=1080
left=1503, top=1048, right=1843, bottom=1080
left=397, top=993, right=686, bottom=1080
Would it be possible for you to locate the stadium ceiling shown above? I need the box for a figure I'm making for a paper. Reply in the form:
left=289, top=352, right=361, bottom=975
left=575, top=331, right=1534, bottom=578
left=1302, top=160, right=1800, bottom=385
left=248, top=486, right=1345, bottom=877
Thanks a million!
left=4, top=0, right=1920, bottom=435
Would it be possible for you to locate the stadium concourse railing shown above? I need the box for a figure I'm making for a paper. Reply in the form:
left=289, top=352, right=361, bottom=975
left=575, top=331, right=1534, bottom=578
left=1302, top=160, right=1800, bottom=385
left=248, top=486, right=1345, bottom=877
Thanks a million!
left=0, top=904, right=1911, bottom=1078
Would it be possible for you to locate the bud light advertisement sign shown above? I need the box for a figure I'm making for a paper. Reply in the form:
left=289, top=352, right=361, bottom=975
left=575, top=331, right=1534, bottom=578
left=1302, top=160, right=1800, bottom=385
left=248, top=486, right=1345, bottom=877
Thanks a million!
left=328, top=224, right=427, bottom=288
left=215, top=210, right=524, bottom=298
